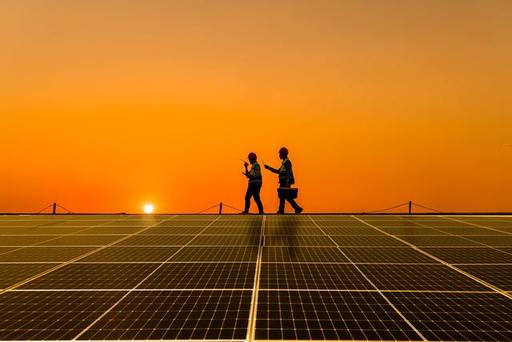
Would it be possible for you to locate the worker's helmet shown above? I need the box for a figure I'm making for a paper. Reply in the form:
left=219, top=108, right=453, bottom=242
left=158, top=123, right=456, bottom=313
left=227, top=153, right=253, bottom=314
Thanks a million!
left=248, top=152, right=257, bottom=161
left=279, top=147, right=288, bottom=156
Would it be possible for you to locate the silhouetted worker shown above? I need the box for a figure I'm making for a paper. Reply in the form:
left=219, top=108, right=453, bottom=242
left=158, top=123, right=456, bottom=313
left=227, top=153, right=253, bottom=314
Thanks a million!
left=242, top=152, right=264, bottom=214
left=264, top=147, right=303, bottom=214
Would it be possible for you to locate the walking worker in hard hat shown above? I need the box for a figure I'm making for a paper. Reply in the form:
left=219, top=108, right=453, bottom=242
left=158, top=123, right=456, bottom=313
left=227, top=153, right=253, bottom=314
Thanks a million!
left=264, top=147, right=303, bottom=214
left=242, top=152, right=264, bottom=214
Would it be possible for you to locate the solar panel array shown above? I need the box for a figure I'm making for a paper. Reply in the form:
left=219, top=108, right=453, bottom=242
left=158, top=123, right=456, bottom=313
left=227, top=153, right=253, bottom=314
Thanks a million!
left=0, top=214, right=511, bottom=341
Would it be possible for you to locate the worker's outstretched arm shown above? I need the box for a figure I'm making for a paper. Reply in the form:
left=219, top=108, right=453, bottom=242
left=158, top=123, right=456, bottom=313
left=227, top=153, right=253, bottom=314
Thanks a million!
left=264, top=164, right=279, bottom=174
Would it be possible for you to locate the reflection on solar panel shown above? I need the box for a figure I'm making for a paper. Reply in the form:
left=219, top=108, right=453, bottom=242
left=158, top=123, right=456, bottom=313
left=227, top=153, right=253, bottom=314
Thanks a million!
left=0, top=214, right=511, bottom=341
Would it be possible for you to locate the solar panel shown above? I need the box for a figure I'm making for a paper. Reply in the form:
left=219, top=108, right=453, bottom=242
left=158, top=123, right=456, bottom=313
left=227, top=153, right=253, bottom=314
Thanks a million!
left=457, top=265, right=512, bottom=291
left=1, top=214, right=512, bottom=341
left=170, top=246, right=259, bottom=262
left=422, top=247, right=512, bottom=264
left=189, top=235, right=260, bottom=246
left=115, top=234, right=195, bottom=246
left=32, top=227, right=91, bottom=234
left=321, top=226, right=385, bottom=235
left=260, top=264, right=374, bottom=290
left=39, top=235, right=122, bottom=246
left=262, top=246, right=349, bottom=263
left=386, top=292, right=512, bottom=341
left=140, top=226, right=206, bottom=235
left=76, top=226, right=145, bottom=235
left=466, top=235, right=512, bottom=247
left=264, top=225, right=324, bottom=235
left=20, top=263, right=161, bottom=289
left=436, top=227, right=508, bottom=235
left=377, top=226, right=449, bottom=235
left=256, top=290, right=422, bottom=340
left=139, top=262, right=256, bottom=289
left=201, top=226, right=261, bottom=235
left=332, top=235, right=409, bottom=247
left=0, top=235, right=59, bottom=246
left=264, top=235, right=336, bottom=247
left=340, top=247, right=437, bottom=263
left=357, top=264, right=489, bottom=291
left=398, top=235, right=483, bottom=247
left=0, top=247, right=17, bottom=255
left=0, top=290, right=126, bottom=340
left=0, top=263, right=55, bottom=289
left=154, top=220, right=212, bottom=227
left=79, top=246, right=181, bottom=262
left=0, top=246, right=96, bottom=262
left=77, top=290, right=251, bottom=340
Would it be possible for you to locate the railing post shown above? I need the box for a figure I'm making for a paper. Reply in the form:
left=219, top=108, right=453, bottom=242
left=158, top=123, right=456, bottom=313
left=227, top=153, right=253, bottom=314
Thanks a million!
left=408, top=201, right=412, bottom=215
left=219, top=202, right=223, bottom=215
left=52, top=203, right=57, bottom=215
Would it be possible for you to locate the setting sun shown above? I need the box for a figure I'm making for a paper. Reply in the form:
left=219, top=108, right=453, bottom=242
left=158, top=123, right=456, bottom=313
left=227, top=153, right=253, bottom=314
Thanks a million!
left=143, top=204, right=154, bottom=214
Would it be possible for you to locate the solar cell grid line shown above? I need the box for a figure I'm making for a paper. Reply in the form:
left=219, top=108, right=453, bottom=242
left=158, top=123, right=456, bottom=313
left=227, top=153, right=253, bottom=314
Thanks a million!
left=0, top=215, right=177, bottom=296
left=439, top=215, right=512, bottom=235
left=247, top=215, right=265, bottom=342
left=72, top=214, right=225, bottom=339
left=352, top=216, right=512, bottom=301
left=305, top=215, right=428, bottom=341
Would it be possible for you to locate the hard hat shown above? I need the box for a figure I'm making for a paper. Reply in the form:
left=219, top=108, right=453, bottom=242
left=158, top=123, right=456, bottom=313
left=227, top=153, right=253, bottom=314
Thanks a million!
left=279, top=147, right=288, bottom=155
left=248, top=152, right=257, bottom=160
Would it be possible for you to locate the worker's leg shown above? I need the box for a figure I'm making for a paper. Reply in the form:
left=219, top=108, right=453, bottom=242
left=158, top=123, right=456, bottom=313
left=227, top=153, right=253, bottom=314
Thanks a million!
left=253, top=183, right=264, bottom=214
left=278, top=197, right=286, bottom=214
left=286, top=198, right=303, bottom=214
left=243, top=185, right=253, bottom=213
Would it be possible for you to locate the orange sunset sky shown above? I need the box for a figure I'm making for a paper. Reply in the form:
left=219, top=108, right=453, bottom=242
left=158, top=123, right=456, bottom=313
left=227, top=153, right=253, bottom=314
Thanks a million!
left=1, top=1, right=511, bottom=214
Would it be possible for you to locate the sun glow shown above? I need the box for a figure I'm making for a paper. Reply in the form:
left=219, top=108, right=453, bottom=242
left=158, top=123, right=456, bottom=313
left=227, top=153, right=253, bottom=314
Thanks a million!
left=143, top=203, right=154, bottom=214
